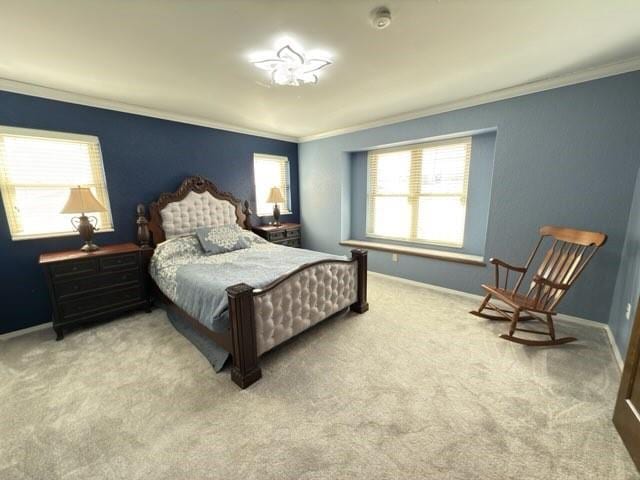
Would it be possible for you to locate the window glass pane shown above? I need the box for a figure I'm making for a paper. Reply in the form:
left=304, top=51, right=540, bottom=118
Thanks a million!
left=421, top=145, right=467, bottom=195
left=372, top=196, right=411, bottom=238
left=0, top=127, right=113, bottom=240
left=417, top=196, right=466, bottom=246
left=15, top=187, right=79, bottom=236
left=254, top=154, right=290, bottom=216
left=4, top=137, right=94, bottom=185
left=366, top=137, right=470, bottom=247
left=374, top=150, right=411, bottom=194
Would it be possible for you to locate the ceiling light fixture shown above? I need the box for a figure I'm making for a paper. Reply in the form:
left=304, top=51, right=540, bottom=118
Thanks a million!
left=251, top=41, right=332, bottom=86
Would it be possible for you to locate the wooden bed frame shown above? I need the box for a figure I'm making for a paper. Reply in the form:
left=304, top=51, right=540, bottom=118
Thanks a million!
left=136, top=176, right=368, bottom=389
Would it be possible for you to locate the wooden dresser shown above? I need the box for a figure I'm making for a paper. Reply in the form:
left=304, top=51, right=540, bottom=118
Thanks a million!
left=252, top=223, right=301, bottom=247
left=39, top=243, right=152, bottom=340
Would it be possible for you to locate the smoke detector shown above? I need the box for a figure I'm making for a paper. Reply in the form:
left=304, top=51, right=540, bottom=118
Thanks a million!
left=371, top=7, right=392, bottom=29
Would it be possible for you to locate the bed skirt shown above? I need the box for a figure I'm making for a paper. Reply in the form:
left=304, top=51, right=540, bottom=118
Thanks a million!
left=165, top=306, right=229, bottom=372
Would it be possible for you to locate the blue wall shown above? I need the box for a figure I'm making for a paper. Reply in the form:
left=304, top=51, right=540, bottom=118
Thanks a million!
left=299, top=71, right=640, bottom=323
left=609, top=167, right=640, bottom=357
left=349, top=131, right=496, bottom=255
left=0, top=90, right=299, bottom=334
left=3, top=71, right=640, bottom=337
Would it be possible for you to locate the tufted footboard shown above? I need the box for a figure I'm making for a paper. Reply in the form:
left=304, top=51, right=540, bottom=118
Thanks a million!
left=226, top=249, right=368, bottom=388
left=254, top=260, right=358, bottom=355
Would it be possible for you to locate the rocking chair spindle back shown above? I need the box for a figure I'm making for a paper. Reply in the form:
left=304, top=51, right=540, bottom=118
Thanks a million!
left=470, top=225, right=607, bottom=346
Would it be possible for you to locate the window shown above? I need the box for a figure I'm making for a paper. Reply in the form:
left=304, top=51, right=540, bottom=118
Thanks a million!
left=0, top=126, right=113, bottom=240
left=367, top=137, right=471, bottom=247
left=253, top=153, right=291, bottom=216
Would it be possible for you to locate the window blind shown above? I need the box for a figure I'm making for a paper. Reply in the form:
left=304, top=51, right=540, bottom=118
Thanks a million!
left=0, top=126, right=113, bottom=240
left=367, top=137, right=471, bottom=247
left=253, top=153, right=291, bottom=216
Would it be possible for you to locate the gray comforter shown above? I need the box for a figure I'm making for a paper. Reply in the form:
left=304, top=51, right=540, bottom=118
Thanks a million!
left=149, top=233, right=345, bottom=331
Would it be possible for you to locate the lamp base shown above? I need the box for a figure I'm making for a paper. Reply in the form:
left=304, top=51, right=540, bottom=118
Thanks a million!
left=272, top=203, right=281, bottom=227
left=81, top=241, right=100, bottom=252
left=71, top=214, right=100, bottom=252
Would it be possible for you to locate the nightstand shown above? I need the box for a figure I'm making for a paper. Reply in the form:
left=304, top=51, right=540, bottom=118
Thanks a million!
left=252, top=223, right=301, bottom=247
left=39, top=243, right=152, bottom=340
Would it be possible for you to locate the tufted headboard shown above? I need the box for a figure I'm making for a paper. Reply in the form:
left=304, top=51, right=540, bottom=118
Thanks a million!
left=145, top=176, right=252, bottom=245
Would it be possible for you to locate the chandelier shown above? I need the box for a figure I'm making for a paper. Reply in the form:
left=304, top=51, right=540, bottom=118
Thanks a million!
left=251, top=43, right=331, bottom=86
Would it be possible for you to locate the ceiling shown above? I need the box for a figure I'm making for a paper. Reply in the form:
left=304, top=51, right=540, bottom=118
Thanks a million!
left=1, top=0, right=639, bottom=141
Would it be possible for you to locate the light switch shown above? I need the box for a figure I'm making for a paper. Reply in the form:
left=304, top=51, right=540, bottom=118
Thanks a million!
left=391, top=253, right=398, bottom=262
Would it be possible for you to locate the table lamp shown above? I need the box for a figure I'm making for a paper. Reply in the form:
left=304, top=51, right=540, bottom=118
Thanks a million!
left=60, top=186, right=106, bottom=252
left=266, top=187, right=285, bottom=226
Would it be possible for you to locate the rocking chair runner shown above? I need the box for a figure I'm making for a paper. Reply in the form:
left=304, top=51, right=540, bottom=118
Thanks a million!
left=470, top=225, right=607, bottom=346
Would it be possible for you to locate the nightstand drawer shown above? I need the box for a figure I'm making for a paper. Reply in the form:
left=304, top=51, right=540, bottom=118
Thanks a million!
left=50, top=259, right=98, bottom=279
left=55, top=269, right=140, bottom=299
left=281, top=238, right=301, bottom=248
left=252, top=223, right=302, bottom=248
left=285, top=228, right=300, bottom=238
left=268, top=230, right=286, bottom=241
left=100, top=253, right=138, bottom=271
left=60, top=286, right=143, bottom=320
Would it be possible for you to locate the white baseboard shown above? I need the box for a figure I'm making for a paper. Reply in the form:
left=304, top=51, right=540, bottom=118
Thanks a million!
left=368, top=271, right=624, bottom=371
left=604, top=325, right=625, bottom=372
left=0, top=322, right=52, bottom=340
left=369, top=271, right=485, bottom=301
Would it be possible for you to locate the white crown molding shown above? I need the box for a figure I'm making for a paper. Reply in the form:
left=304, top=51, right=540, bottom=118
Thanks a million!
left=0, top=78, right=297, bottom=143
left=299, top=55, right=640, bottom=143
left=368, top=271, right=624, bottom=372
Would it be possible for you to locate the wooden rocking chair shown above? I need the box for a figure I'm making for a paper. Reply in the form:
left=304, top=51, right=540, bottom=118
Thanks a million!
left=470, top=226, right=607, bottom=346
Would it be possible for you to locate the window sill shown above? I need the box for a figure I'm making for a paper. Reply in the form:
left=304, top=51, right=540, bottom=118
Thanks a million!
left=11, top=228, right=115, bottom=242
left=257, top=211, right=293, bottom=217
left=340, top=239, right=485, bottom=266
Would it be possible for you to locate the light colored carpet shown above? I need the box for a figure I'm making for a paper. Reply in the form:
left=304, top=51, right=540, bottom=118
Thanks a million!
left=0, top=274, right=636, bottom=480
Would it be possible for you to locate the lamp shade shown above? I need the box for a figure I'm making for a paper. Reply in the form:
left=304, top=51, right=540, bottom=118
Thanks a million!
left=60, top=187, right=106, bottom=214
left=266, top=186, right=285, bottom=204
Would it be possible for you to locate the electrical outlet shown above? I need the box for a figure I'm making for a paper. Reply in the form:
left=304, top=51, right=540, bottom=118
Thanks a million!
left=391, top=253, right=399, bottom=262
left=626, top=303, right=632, bottom=320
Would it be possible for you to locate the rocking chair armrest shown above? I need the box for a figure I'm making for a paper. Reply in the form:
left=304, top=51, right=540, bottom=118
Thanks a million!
left=489, top=258, right=527, bottom=273
left=532, top=275, right=570, bottom=290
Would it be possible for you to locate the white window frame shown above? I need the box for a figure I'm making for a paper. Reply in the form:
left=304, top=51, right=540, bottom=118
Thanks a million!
left=366, top=137, right=472, bottom=248
left=0, top=126, right=114, bottom=241
left=253, top=153, right=292, bottom=217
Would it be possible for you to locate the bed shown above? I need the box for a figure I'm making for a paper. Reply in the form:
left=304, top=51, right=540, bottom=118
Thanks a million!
left=136, top=176, right=368, bottom=388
